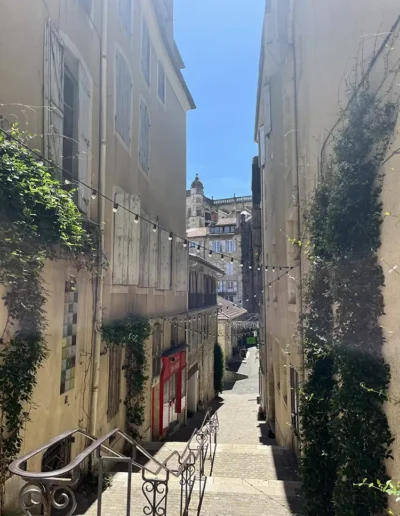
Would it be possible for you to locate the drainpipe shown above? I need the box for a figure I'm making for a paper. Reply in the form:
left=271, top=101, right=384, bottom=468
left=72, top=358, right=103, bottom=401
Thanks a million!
left=291, top=5, right=304, bottom=378
left=89, top=0, right=108, bottom=436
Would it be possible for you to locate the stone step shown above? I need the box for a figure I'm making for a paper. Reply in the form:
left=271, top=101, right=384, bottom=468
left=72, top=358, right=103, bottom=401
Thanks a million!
left=81, top=471, right=301, bottom=516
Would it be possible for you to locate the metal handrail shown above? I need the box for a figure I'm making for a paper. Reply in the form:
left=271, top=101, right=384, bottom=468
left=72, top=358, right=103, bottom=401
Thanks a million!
left=9, top=408, right=217, bottom=481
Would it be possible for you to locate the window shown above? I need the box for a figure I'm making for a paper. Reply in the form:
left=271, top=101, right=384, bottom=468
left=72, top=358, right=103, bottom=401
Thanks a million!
left=210, top=226, right=221, bottom=234
left=108, top=345, right=122, bottom=420
left=225, top=262, right=234, bottom=275
left=196, top=209, right=202, bottom=216
left=157, top=60, right=166, bottom=104
left=63, top=68, right=78, bottom=184
left=212, top=240, right=222, bottom=253
left=139, top=99, right=150, bottom=173
left=115, top=50, right=132, bottom=146
left=78, top=0, right=91, bottom=15
left=45, top=22, right=92, bottom=213
left=60, top=281, right=78, bottom=394
left=226, top=280, right=238, bottom=292
left=152, top=324, right=162, bottom=377
left=141, top=18, right=151, bottom=86
left=290, top=366, right=300, bottom=434
left=218, top=281, right=225, bottom=292
left=226, top=240, right=236, bottom=253
left=118, top=0, right=132, bottom=35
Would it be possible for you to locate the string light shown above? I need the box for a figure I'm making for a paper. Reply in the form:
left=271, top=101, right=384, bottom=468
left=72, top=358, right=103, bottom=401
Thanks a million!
left=221, top=254, right=224, bottom=261
left=183, top=239, right=188, bottom=248
left=0, top=127, right=297, bottom=273
left=209, top=250, right=213, bottom=257
left=197, top=245, right=201, bottom=253
left=168, top=232, right=173, bottom=241
left=257, top=265, right=261, bottom=271
left=249, top=264, right=252, bottom=270
left=272, top=266, right=276, bottom=273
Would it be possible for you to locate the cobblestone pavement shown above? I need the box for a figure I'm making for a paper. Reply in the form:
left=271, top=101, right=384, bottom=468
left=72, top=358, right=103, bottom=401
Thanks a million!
left=81, top=347, right=301, bottom=515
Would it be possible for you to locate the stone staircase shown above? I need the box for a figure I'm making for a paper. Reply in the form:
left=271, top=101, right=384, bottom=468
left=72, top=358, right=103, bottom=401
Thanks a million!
left=81, top=440, right=301, bottom=515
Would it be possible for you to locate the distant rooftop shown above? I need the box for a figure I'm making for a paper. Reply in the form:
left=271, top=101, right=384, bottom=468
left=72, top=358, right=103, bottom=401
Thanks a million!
left=217, top=296, right=247, bottom=320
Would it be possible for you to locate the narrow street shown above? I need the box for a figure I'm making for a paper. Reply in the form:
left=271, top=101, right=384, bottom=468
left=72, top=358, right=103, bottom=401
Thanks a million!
left=82, top=347, right=301, bottom=515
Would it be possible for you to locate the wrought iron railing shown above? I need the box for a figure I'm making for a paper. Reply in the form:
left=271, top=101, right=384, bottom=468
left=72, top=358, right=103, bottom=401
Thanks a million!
left=9, top=409, right=219, bottom=516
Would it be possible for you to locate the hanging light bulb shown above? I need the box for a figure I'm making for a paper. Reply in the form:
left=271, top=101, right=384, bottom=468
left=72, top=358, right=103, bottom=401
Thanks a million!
left=208, top=250, right=213, bottom=257
left=249, top=264, right=252, bottom=270
left=272, top=266, right=276, bottom=273
left=134, top=214, right=139, bottom=224
left=197, top=244, right=201, bottom=254
left=265, top=265, right=268, bottom=271
left=279, top=267, right=282, bottom=271
left=91, top=190, right=97, bottom=200
left=230, top=257, right=234, bottom=263
left=183, top=239, right=188, bottom=248
left=221, top=254, right=224, bottom=261
left=257, top=265, right=261, bottom=271
left=113, top=202, right=119, bottom=213
left=152, top=224, right=157, bottom=233
left=168, top=232, right=173, bottom=241
left=269, top=283, right=272, bottom=288
left=240, top=261, right=244, bottom=268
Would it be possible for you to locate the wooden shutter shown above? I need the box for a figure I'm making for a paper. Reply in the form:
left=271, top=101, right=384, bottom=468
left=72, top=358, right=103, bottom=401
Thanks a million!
left=158, top=230, right=172, bottom=290
left=175, top=240, right=188, bottom=292
left=149, top=215, right=159, bottom=287
left=127, top=194, right=140, bottom=285
left=113, top=188, right=140, bottom=285
left=139, top=210, right=150, bottom=287
left=44, top=20, right=64, bottom=172
left=78, top=62, right=91, bottom=213
left=113, top=189, right=128, bottom=285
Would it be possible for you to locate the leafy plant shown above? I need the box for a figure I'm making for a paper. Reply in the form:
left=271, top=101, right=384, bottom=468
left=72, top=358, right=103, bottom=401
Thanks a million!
left=101, top=315, right=150, bottom=439
left=214, top=342, right=225, bottom=394
left=300, top=92, right=397, bottom=515
left=0, top=127, right=95, bottom=508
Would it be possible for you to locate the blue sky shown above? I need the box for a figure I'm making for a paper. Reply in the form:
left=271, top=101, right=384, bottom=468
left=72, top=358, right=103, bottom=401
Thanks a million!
left=174, top=0, right=265, bottom=199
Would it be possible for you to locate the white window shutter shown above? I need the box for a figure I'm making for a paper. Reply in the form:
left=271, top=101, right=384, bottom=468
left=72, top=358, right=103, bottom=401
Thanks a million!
left=78, top=62, right=91, bottom=213
left=158, top=230, right=172, bottom=290
left=139, top=210, right=150, bottom=287
left=175, top=240, right=188, bottom=292
left=259, top=126, right=266, bottom=167
left=127, top=194, right=140, bottom=286
left=263, top=84, right=272, bottom=136
left=149, top=215, right=159, bottom=287
left=113, top=189, right=127, bottom=285
left=44, top=20, right=64, bottom=172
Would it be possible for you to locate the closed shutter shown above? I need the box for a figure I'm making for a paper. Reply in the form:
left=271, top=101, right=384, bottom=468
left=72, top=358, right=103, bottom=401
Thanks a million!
left=139, top=210, right=150, bottom=287
left=44, top=20, right=64, bottom=172
left=149, top=215, right=159, bottom=287
left=158, top=230, right=172, bottom=290
left=78, top=62, right=91, bottom=213
left=175, top=240, right=188, bottom=292
left=113, top=188, right=140, bottom=285
left=128, top=194, right=140, bottom=285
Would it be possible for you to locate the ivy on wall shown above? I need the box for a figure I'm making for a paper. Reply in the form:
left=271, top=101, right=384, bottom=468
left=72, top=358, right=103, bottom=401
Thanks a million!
left=101, top=315, right=150, bottom=439
left=0, top=128, right=95, bottom=508
left=300, top=93, right=397, bottom=515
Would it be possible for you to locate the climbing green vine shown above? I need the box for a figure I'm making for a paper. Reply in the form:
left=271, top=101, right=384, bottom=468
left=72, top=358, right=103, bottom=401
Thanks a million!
left=101, top=315, right=150, bottom=439
left=300, top=92, right=397, bottom=515
left=0, top=127, right=95, bottom=508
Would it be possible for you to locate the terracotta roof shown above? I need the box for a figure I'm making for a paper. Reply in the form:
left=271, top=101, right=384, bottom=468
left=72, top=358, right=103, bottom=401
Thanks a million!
left=215, top=217, right=237, bottom=226
left=217, top=296, right=247, bottom=320
left=187, top=227, right=208, bottom=238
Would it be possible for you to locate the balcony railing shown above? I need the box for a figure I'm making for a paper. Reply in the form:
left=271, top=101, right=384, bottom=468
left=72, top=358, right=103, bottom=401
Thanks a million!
left=189, top=292, right=217, bottom=310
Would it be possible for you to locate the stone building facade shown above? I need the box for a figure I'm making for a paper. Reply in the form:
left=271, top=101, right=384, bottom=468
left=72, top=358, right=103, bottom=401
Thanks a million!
left=186, top=175, right=254, bottom=309
left=255, top=2, right=400, bottom=496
